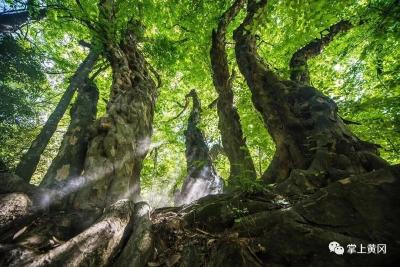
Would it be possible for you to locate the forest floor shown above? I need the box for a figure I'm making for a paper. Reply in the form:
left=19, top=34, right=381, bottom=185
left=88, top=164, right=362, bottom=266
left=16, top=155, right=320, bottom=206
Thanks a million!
left=1, top=165, right=399, bottom=266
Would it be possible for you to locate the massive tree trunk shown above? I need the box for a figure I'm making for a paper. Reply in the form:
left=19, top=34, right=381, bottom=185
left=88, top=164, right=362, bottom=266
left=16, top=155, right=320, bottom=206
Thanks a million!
left=290, top=20, right=352, bottom=84
left=70, top=2, right=157, bottom=211
left=15, top=49, right=99, bottom=183
left=0, top=0, right=158, bottom=263
left=175, top=89, right=223, bottom=206
left=233, top=0, right=387, bottom=191
left=211, top=0, right=257, bottom=187
left=40, top=78, right=99, bottom=193
left=1, top=2, right=399, bottom=267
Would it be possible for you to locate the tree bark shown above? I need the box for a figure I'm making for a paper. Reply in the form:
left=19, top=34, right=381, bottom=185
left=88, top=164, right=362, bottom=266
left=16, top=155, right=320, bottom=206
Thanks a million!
left=1, top=168, right=399, bottom=266
left=211, top=0, right=257, bottom=187
left=234, top=0, right=388, bottom=189
left=15, top=49, right=99, bottom=183
left=0, top=163, right=57, bottom=239
left=151, top=166, right=400, bottom=267
left=111, top=202, right=153, bottom=267
left=175, top=89, right=223, bottom=206
left=40, top=78, right=99, bottom=194
left=70, top=2, right=157, bottom=211
left=0, top=199, right=135, bottom=267
left=290, top=20, right=352, bottom=84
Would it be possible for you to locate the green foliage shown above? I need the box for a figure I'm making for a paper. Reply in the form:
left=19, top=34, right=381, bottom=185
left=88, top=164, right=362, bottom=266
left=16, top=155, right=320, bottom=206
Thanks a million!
left=0, top=35, right=51, bottom=169
left=308, top=0, right=400, bottom=163
left=1, top=0, right=399, bottom=197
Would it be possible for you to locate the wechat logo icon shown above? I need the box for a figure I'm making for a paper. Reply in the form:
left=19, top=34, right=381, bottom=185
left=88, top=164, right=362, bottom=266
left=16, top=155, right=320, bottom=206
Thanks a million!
left=329, top=241, right=344, bottom=255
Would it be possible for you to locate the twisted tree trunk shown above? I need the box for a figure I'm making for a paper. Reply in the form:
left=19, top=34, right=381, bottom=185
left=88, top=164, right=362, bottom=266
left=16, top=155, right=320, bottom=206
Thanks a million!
left=70, top=3, right=157, bottom=211
left=40, top=78, right=99, bottom=195
left=15, top=49, right=99, bottom=182
left=233, top=0, right=387, bottom=192
left=211, top=0, right=257, bottom=187
left=1, top=2, right=399, bottom=267
left=0, top=1, right=158, bottom=264
left=175, top=90, right=223, bottom=206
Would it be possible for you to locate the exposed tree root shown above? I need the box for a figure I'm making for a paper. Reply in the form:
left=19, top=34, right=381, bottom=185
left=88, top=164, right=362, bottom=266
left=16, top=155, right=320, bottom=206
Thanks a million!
left=111, top=202, right=153, bottom=267
left=150, top=166, right=400, bottom=266
left=0, top=166, right=399, bottom=266
left=0, top=200, right=134, bottom=267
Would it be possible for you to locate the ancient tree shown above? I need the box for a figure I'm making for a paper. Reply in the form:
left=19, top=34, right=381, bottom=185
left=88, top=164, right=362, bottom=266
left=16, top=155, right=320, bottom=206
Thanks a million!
left=211, top=0, right=257, bottom=186
left=1, top=0, right=158, bottom=264
left=234, top=0, right=387, bottom=191
left=175, top=89, right=223, bottom=205
left=70, top=1, right=158, bottom=210
left=0, top=0, right=399, bottom=266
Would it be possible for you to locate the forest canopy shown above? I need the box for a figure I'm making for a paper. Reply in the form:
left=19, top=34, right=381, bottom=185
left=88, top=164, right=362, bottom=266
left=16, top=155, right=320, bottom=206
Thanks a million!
left=1, top=0, right=398, bottom=206
left=0, top=0, right=399, bottom=266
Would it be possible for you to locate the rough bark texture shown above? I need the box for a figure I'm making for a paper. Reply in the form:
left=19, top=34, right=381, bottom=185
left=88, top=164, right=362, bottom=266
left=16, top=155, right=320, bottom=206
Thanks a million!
left=175, top=90, right=223, bottom=206
left=211, top=0, right=257, bottom=186
left=290, top=20, right=352, bottom=84
left=1, top=167, right=399, bottom=266
left=111, top=202, right=153, bottom=267
left=233, top=0, right=387, bottom=189
left=40, top=78, right=99, bottom=193
left=0, top=160, right=55, bottom=210
left=0, top=199, right=135, bottom=267
left=0, top=193, right=33, bottom=237
left=0, top=9, right=47, bottom=33
left=71, top=2, right=157, bottom=211
left=1, top=2, right=399, bottom=267
left=0, top=164, right=65, bottom=240
left=150, top=165, right=400, bottom=267
left=15, top=49, right=99, bottom=182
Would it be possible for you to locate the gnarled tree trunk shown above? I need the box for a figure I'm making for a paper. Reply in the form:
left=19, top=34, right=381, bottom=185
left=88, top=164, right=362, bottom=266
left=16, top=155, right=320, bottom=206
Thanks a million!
left=1, top=2, right=399, bottom=267
left=0, top=1, right=158, bottom=264
left=70, top=2, right=157, bottom=211
left=233, top=0, right=387, bottom=192
left=15, top=49, right=99, bottom=182
left=175, top=90, right=223, bottom=206
left=211, top=0, right=257, bottom=187
left=40, top=78, right=99, bottom=196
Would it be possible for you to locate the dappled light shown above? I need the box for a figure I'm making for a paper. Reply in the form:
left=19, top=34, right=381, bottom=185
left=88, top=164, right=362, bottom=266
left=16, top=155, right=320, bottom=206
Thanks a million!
left=0, top=0, right=399, bottom=266
left=175, top=166, right=224, bottom=206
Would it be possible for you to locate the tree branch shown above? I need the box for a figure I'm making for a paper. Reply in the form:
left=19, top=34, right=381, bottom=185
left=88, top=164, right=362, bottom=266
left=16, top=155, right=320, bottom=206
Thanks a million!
left=0, top=8, right=46, bottom=33
left=290, top=20, right=352, bottom=84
